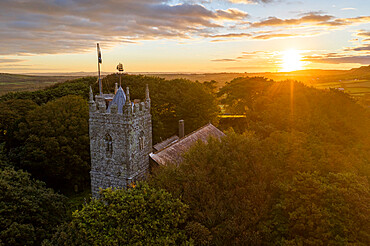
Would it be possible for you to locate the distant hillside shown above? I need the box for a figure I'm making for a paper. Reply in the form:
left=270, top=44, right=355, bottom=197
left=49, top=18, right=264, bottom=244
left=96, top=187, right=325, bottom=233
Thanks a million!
left=144, top=66, right=370, bottom=101
left=144, top=66, right=370, bottom=85
left=0, top=73, right=84, bottom=95
left=348, top=65, right=370, bottom=76
left=2, top=65, right=369, bottom=99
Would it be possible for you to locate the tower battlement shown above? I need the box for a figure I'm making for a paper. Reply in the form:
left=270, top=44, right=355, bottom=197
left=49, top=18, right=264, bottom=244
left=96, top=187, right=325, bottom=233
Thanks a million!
left=89, top=84, right=152, bottom=198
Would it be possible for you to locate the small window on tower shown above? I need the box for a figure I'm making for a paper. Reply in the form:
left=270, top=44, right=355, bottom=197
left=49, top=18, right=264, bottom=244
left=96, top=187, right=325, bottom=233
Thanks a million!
left=139, top=131, right=145, bottom=150
left=104, top=134, right=113, bottom=156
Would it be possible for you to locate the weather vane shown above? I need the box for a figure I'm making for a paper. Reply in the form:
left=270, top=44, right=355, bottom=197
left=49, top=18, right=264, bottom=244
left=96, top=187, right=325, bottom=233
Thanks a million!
left=116, top=62, right=124, bottom=87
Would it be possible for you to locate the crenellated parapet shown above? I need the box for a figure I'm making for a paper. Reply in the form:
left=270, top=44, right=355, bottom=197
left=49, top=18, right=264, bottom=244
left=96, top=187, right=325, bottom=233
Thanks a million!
left=89, top=85, right=151, bottom=117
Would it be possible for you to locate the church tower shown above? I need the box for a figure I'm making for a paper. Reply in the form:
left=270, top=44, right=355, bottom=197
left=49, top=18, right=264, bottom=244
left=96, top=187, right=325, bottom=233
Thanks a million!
left=89, top=84, right=152, bottom=198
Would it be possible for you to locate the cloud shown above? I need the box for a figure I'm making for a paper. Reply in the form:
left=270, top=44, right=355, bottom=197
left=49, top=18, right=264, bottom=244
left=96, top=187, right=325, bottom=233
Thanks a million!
left=0, top=58, right=25, bottom=63
left=209, top=33, right=252, bottom=38
left=251, top=13, right=370, bottom=28
left=303, top=54, right=370, bottom=64
left=216, top=8, right=248, bottom=19
left=228, top=0, right=275, bottom=4
left=251, top=13, right=334, bottom=27
left=211, top=50, right=277, bottom=63
left=356, top=30, right=370, bottom=38
left=252, top=33, right=298, bottom=39
left=341, top=8, right=356, bottom=11
left=346, top=44, right=370, bottom=52
left=204, top=13, right=369, bottom=42
left=213, top=46, right=370, bottom=67
left=211, top=58, right=238, bottom=62
left=0, top=0, right=248, bottom=55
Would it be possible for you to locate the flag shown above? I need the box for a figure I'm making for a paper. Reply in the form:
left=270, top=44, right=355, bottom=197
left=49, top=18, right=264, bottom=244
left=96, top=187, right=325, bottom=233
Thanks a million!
left=97, top=43, right=102, bottom=64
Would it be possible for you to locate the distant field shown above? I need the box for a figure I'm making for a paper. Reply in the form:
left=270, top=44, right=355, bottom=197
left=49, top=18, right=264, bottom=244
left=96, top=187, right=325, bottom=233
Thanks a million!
left=146, top=66, right=370, bottom=99
left=314, top=79, right=370, bottom=97
left=0, top=73, right=83, bottom=95
left=1, top=66, right=369, bottom=102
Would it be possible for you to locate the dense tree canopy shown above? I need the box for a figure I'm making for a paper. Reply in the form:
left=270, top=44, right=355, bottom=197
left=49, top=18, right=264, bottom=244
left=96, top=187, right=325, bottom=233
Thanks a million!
left=219, top=77, right=370, bottom=144
left=218, top=77, right=370, bottom=178
left=1, top=74, right=218, bottom=193
left=46, top=184, right=191, bottom=246
left=267, top=172, right=370, bottom=245
left=151, top=133, right=272, bottom=245
left=152, top=132, right=370, bottom=245
left=98, top=74, right=219, bottom=143
left=153, top=76, right=370, bottom=244
left=8, top=95, right=90, bottom=192
left=0, top=99, right=38, bottom=143
left=1, top=74, right=369, bottom=245
left=0, top=167, right=67, bottom=246
left=218, top=77, right=273, bottom=114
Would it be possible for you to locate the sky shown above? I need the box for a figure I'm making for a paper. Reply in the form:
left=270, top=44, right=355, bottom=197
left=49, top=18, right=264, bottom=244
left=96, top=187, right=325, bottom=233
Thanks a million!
left=0, top=0, right=369, bottom=73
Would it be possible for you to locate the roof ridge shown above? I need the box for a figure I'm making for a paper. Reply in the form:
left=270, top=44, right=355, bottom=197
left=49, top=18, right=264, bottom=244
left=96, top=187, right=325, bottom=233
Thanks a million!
left=152, top=123, right=215, bottom=154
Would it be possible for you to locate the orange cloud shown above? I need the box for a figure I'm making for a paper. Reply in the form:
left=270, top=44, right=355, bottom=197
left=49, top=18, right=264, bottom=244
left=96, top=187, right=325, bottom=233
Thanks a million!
left=251, top=14, right=370, bottom=28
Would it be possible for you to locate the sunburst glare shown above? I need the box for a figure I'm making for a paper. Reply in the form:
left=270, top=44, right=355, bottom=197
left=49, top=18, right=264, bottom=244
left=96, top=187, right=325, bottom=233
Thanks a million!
left=280, top=49, right=304, bottom=72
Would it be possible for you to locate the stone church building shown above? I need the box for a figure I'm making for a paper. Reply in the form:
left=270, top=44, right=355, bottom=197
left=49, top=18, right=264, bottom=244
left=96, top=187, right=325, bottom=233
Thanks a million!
left=89, top=83, right=224, bottom=198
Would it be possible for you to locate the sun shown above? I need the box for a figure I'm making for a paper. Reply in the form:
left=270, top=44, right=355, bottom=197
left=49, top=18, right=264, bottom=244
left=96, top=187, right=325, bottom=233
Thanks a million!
left=280, top=49, right=304, bottom=72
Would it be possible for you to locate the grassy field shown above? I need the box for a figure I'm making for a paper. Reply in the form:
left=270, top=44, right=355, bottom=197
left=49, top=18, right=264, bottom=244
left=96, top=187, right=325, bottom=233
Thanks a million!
left=0, top=73, right=82, bottom=95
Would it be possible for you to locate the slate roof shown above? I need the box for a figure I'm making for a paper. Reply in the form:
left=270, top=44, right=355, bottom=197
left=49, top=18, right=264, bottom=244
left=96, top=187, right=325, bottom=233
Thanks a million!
left=150, top=123, right=225, bottom=166
left=153, top=135, right=180, bottom=152
left=107, top=87, right=126, bottom=113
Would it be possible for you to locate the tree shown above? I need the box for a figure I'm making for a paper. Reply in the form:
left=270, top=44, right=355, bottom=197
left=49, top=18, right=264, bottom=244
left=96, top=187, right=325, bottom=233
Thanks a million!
left=0, top=167, right=67, bottom=246
left=9, top=95, right=90, bottom=192
left=151, top=132, right=273, bottom=245
left=267, top=172, right=370, bottom=245
left=98, top=74, right=219, bottom=143
left=0, top=99, right=38, bottom=143
left=218, top=77, right=273, bottom=114
left=47, top=183, right=191, bottom=246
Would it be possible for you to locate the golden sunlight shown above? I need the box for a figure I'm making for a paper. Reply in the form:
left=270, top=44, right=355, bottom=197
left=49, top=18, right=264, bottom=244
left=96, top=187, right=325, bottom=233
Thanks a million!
left=280, top=49, right=304, bottom=72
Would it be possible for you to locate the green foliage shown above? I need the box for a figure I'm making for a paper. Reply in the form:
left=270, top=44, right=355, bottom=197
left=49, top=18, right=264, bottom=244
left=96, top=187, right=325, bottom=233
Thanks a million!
left=218, top=77, right=370, bottom=178
left=0, top=99, right=38, bottom=143
left=219, top=77, right=370, bottom=145
left=151, top=133, right=272, bottom=245
left=261, top=130, right=370, bottom=179
left=152, top=131, right=370, bottom=245
left=218, top=77, right=273, bottom=114
left=48, top=183, right=191, bottom=246
left=0, top=167, right=68, bottom=246
left=98, top=74, right=219, bottom=143
left=9, top=95, right=90, bottom=192
left=267, top=172, right=370, bottom=245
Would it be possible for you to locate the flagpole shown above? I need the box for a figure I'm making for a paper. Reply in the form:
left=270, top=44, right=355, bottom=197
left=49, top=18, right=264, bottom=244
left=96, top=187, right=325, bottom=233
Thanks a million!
left=97, top=43, right=102, bottom=95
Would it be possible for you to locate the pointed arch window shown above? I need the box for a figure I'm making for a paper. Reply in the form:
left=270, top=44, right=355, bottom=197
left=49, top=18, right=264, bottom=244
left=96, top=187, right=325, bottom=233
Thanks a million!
left=104, top=134, right=113, bottom=156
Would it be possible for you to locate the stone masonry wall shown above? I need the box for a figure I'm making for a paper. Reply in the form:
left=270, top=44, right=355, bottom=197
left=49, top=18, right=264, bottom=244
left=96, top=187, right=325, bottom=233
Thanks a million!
left=89, top=92, right=152, bottom=198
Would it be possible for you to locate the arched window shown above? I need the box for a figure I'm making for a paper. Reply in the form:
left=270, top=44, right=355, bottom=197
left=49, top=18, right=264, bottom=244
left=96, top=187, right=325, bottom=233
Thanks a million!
left=139, top=131, right=145, bottom=151
left=104, top=134, right=113, bottom=156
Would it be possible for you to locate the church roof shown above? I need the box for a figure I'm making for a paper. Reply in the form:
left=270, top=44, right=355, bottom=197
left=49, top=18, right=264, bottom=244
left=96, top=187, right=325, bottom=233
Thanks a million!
left=149, top=123, right=225, bottom=166
left=107, top=86, right=126, bottom=113
left=153, top=135, right=180, bottom=152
